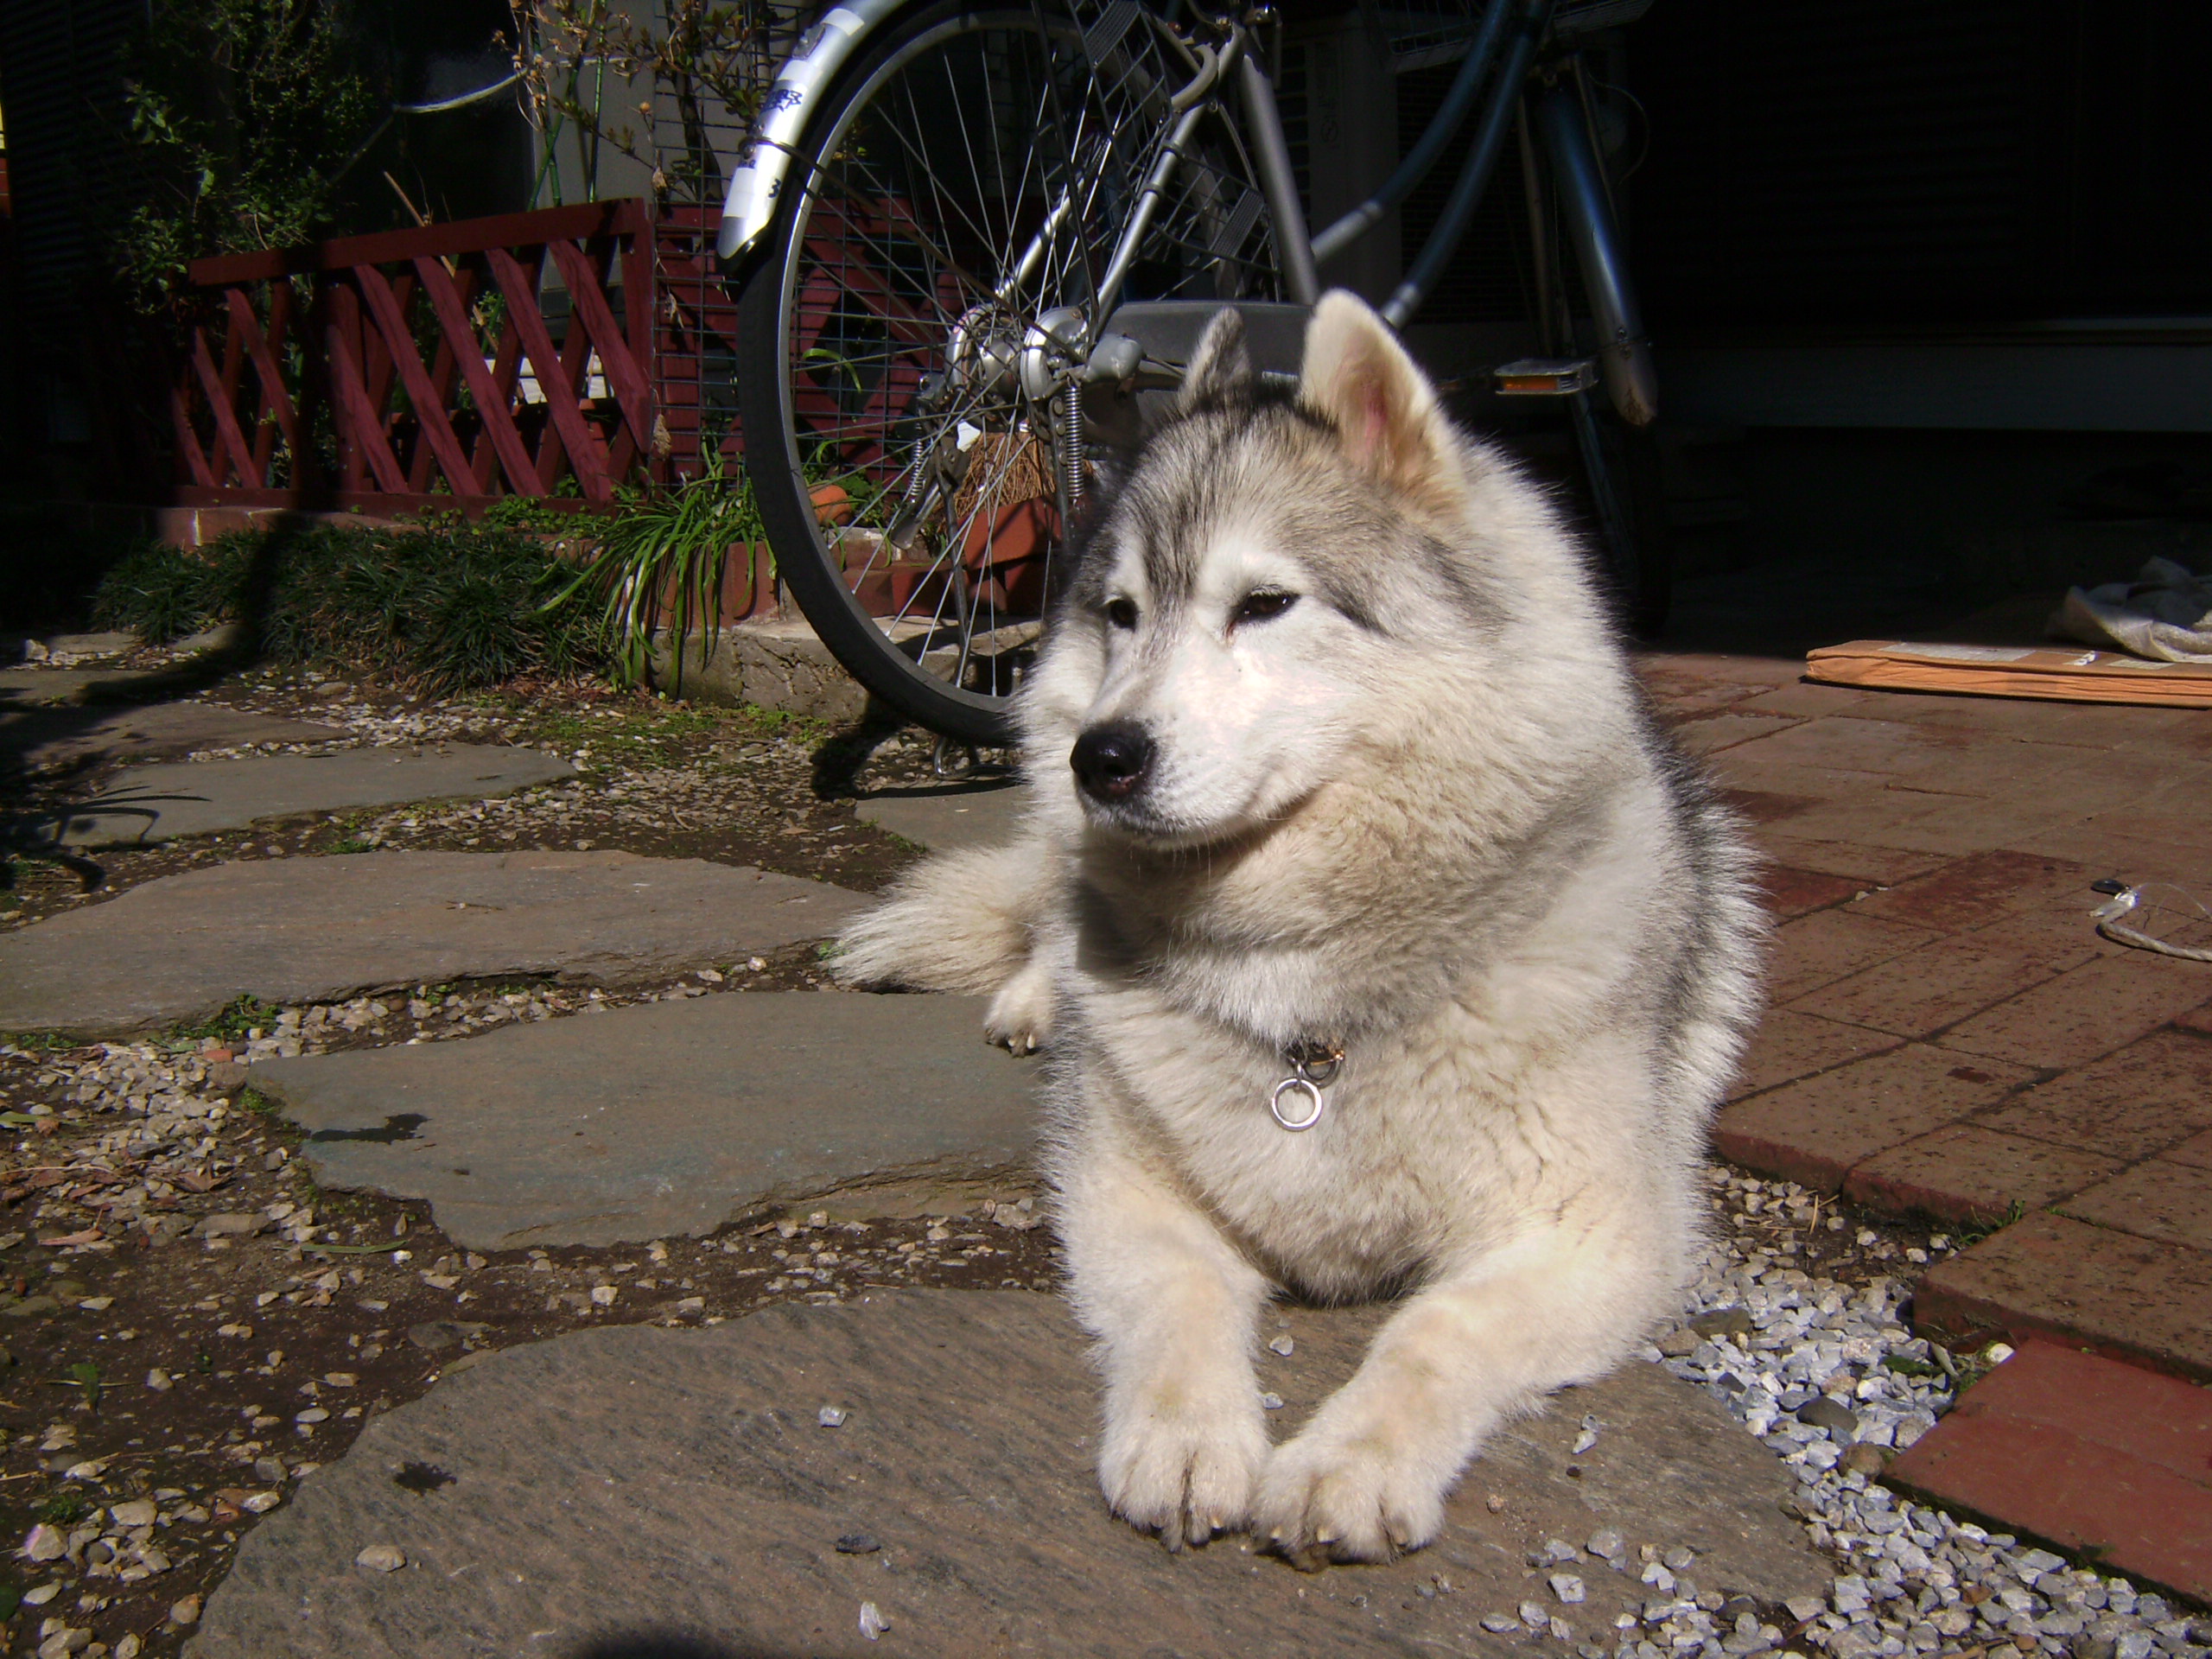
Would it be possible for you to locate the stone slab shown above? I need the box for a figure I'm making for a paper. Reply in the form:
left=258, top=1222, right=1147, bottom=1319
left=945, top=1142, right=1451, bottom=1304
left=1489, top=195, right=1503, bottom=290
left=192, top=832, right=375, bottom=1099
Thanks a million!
left=1913, top=1211, right=2212, bottom=1382
left=0, top=699, right=343, bottom=772
left=0, top=664, right=159, bottom=706
left=251, top=990, right=1036, bottom=1250
left=48, top=743, right=575, bottom=846
left=0, top=851, right=867, bottom=1034
left=1885, top=1339, right=2212, bottom=1604
left=854, top=780, right=1033, bottom=851
left=189, top=1289, right=1827, bottom=1658
left=648, top=619, right=868, bottom=721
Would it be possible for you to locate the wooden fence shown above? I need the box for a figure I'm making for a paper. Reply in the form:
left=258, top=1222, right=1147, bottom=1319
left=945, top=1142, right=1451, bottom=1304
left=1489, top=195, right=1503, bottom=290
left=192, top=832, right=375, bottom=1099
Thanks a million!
left=171, top=200, right=745, bottom=517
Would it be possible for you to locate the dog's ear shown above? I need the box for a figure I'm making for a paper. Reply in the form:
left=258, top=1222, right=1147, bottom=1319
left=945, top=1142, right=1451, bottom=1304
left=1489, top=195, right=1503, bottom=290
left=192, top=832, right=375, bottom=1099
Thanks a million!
left=1178, top=308, right=1252, bottom=409
left=1300, top=290, right=1458, bottom=511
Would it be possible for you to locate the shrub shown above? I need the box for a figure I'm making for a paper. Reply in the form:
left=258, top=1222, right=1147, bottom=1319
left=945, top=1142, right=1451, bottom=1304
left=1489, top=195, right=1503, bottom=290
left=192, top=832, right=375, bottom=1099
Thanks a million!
left=89, top=521, right=605, bottom=691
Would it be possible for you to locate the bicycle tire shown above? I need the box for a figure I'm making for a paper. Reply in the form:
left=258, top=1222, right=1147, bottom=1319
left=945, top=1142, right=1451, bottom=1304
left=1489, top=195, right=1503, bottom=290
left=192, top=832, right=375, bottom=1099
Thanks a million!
left=734, top=0, right=1284, bottom=745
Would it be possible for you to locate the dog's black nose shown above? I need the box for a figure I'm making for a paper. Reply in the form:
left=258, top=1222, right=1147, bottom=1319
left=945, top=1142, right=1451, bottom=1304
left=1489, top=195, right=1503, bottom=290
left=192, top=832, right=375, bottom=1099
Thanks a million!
left=1071, top=722, right=1154, bottom=802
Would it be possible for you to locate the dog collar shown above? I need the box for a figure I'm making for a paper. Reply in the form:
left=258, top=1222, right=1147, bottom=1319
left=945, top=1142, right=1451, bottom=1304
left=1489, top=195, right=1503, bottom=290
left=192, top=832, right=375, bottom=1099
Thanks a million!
left=1269, top=1039, right=1344, bottom=1132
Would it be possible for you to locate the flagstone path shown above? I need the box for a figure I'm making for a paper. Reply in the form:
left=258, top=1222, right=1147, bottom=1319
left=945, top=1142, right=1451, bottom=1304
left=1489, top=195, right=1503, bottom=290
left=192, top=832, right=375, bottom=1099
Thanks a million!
left=188, top=1290, right=1826, bottom=1659
left=48, top=745, right=575, bottom=847
left=0, top=850, right=868, bottom=1034
left=250, top=991, right=1037, bottom=1250
left=0, top=699, right=343, bottom=773
left=853, top=778, right=1033, bottom=851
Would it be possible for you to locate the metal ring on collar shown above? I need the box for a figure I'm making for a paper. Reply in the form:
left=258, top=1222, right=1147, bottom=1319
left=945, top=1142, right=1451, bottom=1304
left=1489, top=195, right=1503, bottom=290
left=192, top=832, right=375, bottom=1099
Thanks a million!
left=1270, top=1076, right=1325, bottom=1132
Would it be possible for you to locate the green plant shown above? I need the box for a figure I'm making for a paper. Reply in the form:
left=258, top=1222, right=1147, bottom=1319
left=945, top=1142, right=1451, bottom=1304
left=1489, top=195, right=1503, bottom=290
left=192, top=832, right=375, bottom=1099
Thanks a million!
left=166, top=995, right=276, bottom=1046
left=89, top=523, right=607, bottom=692
left=53, top=1363, right=101, bottom=1412
left=113, top=0, right=383, bottom=310
left=552, top=460, right=766, bottom=691
left=88, top=540, right=245, bottom=644
left=1954, top=1198, right=2028, bottom=1249
left=34, top=1492, right=92, bottom=1527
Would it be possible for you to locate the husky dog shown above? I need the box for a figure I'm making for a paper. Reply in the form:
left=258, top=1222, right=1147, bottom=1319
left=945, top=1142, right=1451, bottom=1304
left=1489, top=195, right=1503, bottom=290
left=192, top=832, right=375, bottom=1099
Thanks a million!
left=837, top=291, right=1763, bottom=1565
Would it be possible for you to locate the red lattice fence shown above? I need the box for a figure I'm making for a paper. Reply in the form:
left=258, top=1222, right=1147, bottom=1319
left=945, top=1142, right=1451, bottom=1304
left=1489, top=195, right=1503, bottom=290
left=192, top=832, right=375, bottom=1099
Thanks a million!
left=174, top=200, right=707, bottom=515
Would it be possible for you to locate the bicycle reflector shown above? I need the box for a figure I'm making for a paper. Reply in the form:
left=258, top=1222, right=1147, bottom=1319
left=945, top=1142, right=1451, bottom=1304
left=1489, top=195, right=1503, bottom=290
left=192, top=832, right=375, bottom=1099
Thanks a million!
left=1492, top=358, right=1598, bottom=396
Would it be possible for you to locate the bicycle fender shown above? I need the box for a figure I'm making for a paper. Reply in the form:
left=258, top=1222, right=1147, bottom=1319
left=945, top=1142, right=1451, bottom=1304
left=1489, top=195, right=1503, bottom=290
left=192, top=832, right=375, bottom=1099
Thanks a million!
left=716, top=0, right=908, bottom=272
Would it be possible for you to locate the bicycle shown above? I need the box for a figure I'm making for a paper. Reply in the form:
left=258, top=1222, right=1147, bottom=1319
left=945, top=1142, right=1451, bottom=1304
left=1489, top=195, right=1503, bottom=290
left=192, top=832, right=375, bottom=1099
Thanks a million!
left=721, top=0, right=1664, bottom=746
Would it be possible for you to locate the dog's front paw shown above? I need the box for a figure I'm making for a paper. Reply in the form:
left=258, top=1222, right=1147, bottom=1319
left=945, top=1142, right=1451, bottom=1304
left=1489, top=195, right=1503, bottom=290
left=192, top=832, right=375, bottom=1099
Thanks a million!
left=1255, top=1417, right=1449, bottom=1567
left=1100, top=1392, right=1269, bottom=1549
left=983, top=958, right=1054, bottom=1053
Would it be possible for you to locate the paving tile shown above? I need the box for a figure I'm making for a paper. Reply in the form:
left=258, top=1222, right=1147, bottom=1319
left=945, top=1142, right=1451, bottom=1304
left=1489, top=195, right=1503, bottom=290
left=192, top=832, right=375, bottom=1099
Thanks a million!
left=1751, top=790, right=2026, bottom=855
left=1789, top=910, right=2104, bottom=1040
left=1668, top=712, right=1807, bottom=757
left=1872, top=692, right=2212, bottom=753
left=1974, top=1030, right=2212, bottom=1164
left=2008, top=816, right=2212, bottom=887
left=2058, top=1158, right=2212, bottom=1253
left=1847, top=849, right=2101, bottom=933
left=1704, top=757, right=1923, bottom=804
left=1636, top=651, right=1805, bottom=691
left=1709, top=715, right=1976, bottom=779
left=1713, top=1044, right=2031, bottom=1193
left=1845, top=1126, right=2124, bottom=1223
left=1913, top=1211, right=2212, bottom=1382
left=1744, top=836, right=1946, bottom=887
left=1884, top=1339, right=2212, bottom=1604
left=2168, top=1128, right=2212, bottom=1171
left=1769, top=909, right=1942, bottom=1002
left=1757, top=866, right=1866, bottom=922
left=1871, top=743, right=2188, bottom=808
left=1729, top=683, right=1895, bottom=719
left=1831, top=796, right=2090, bottom=859
left=2178, top=1001, right=2212, bottom=1037
left=1726, top=1010, right=1905, bottom=1102
left=1719, top=788, right=1820, bottom=826
left=1938, top=951, right=2212, bottom=1070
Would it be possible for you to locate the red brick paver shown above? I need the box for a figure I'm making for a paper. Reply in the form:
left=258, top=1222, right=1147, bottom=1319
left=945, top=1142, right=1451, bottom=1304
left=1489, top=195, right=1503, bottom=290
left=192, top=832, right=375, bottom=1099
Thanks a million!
left=1885, top=1339, right=2212, bottom=1604
left=1912, top=1211, right=2212, bottom=1381
left=1936, top=951, right=2211, bottom=1071
left=2059, top=1157, right=2212, bottom=1253
left=1975, top=1030, right=2212, bottom=1164
left=1714, top=1045, right=2031, bottom=1192
left=1637, top=653, right=2212, bottom=1392
left=1845, top=1125, right=2126, bottom=1224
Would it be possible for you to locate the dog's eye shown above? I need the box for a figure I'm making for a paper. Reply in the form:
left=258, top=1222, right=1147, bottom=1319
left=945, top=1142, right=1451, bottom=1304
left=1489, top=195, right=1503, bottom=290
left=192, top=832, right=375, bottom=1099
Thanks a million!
left=1104, top=597, right=1139, bottom=631
left=1232, top=590, right=1298, bottom=626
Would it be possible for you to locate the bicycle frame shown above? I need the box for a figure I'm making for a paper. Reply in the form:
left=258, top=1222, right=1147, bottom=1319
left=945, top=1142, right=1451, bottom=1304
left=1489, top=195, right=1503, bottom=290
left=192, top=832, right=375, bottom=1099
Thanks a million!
left=717, top=0, right=1655, bottom=424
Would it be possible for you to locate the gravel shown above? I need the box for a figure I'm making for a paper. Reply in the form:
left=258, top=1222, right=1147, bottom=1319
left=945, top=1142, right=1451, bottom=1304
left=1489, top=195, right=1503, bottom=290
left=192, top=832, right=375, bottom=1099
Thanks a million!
left=1586, top=1166, right=2206, bottom=1659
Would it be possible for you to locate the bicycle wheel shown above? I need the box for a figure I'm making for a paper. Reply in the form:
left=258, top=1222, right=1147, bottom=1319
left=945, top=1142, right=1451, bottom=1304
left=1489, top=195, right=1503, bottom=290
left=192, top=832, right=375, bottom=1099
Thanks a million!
left=735, top=0, right=1284, bottom=745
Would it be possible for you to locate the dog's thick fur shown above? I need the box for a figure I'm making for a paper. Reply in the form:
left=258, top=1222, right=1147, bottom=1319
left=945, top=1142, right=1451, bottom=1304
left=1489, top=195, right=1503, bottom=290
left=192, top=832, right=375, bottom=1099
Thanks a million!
left=837, top=292, right=1764, bottom=1564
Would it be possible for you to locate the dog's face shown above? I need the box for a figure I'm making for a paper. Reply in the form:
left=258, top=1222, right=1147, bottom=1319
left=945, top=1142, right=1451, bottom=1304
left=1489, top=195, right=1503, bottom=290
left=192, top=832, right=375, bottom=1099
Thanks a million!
left=1039, top=293, right=1485, bottom=849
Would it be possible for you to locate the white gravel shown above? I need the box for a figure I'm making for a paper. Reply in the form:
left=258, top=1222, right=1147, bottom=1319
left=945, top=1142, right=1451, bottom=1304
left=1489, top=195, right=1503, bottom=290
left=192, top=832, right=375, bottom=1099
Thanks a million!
left=1580, top=1166, right=2211, bottom=1659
